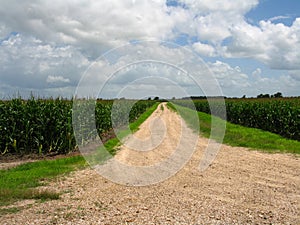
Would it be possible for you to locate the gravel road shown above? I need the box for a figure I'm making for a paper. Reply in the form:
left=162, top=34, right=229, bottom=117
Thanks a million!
left=1, top=103, right=299, bottom=224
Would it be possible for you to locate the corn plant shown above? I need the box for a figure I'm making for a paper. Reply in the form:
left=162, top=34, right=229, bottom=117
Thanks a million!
left=0, top=98, right=156, bottom=155
left=175, top=98, right=300, bottom=141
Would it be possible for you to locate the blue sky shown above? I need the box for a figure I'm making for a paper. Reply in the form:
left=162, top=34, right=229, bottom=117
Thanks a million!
left=0, top=0, right=299, bottom=99
left=246, top=0, right=300, bottom=26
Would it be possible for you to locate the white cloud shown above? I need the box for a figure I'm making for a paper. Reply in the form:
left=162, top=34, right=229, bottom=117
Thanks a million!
left=75, top=42, right=204, bottom=98
left=226, top=18, right=300, bottom=69
left=1, top=0, right=298, bottom=68
left=268, top=15, right=290, bottom=22
left=0, top=0, right=177, bottom=57
left=0, top=33, right=89, bottom=91
left=178, top=0, right=258, bottom=13
left=194, top=13, right=231, bottom=43
left=206, top=60, right=250, bottom=96
left=0, top=0, right=259, bottom=49
left=46, top=75, right=70, bottom=83
left=177, top=0, right=258, bottom=43
left=252, top=68, right=262, bottom=79
left=193, top=42, right=215, bottom=57
left=0, top=0, right=299, bottom=97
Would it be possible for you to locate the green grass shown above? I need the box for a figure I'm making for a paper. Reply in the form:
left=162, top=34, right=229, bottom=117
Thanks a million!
left=169, top=103, right=300, bottom=154
left=130, top=102, right=160, bottom=133
left=0, top=156, right=86, bottom=207
left=0, top=102, right=160, bottom=208
left=166, top=101, right=176, bottom=111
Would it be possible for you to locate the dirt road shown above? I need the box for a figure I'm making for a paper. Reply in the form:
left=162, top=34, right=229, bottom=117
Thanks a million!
left=2, top=103, right=299, bottom=224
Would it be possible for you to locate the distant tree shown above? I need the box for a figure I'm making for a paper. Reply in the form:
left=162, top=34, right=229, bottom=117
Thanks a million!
left=257, top=93, right=270, bottom=98
left=273, top=92, right=283, bottom=98
left=147, top=97, right=151, bottom=100
left=242, top=95, right=246, bottom=99
left=257, top=94, right=263, bottom=98
left=154, top=96, right=159, bottom=100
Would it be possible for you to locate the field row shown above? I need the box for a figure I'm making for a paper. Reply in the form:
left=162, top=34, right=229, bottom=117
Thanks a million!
left=0, top=98, right=156, bottom=155
left=175, top=98, right=300, bottom=141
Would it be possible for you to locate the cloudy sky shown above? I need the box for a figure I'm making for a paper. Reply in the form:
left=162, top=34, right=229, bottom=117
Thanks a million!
left=0, top=0, right=299, bottom=99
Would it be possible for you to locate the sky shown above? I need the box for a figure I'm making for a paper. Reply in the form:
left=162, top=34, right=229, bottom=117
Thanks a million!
left=0, top=0, right=299, bottom=99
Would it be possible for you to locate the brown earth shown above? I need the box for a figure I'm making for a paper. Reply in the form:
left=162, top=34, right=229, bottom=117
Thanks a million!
left=1, top=103, right=299, bottom=224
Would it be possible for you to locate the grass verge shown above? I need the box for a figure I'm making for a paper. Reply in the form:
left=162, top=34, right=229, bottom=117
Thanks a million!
left=0, top=155, right=86, bottom=208
left=169, top=102, right=300, bottom=154
left=0, top=102, right=160, bottom=209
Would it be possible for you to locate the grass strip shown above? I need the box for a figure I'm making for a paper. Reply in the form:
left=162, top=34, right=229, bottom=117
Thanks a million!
left=169, top=102, right=300, bottom=154
left=0, top=102, right=160, bottom=208
left=0, top=155, right=86, bottom=207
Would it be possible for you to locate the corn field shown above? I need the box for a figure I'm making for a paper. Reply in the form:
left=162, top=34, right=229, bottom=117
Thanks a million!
left=0, top=98, right=156, bottom=155
left=175, top=98, right=300, bottom=141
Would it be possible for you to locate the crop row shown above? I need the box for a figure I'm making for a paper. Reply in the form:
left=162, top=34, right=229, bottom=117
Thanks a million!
left=175, top=98, right=300, bottom=141
left=0, top=98, right=156, bottom=155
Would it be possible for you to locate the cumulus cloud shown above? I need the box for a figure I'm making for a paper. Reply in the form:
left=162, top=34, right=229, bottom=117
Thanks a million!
left=0, top=0, right=299, bottom=97
left=226, top=18, right=300, bottom=69
left=0, top=0, right=258, bottom=50
left=75, top=41, right=215, bottom=98
left=0, top=0, right=177, bottom=57
left=206, top=60, right=250, bottom=96
left=175, top=0, right=258, bottom=43
left=193, top=42, right=215, bottom=57
left=0, top=33, right=89, bottom=92
left=178, top=0, right=258, bottom=13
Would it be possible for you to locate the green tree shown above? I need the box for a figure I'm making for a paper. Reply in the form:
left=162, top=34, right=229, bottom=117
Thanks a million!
left=273, top=92, right=283, bottom=98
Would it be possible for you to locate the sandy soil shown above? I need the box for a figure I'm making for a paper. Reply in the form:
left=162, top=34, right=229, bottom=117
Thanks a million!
left=1, top=103, right=299, bottom=224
